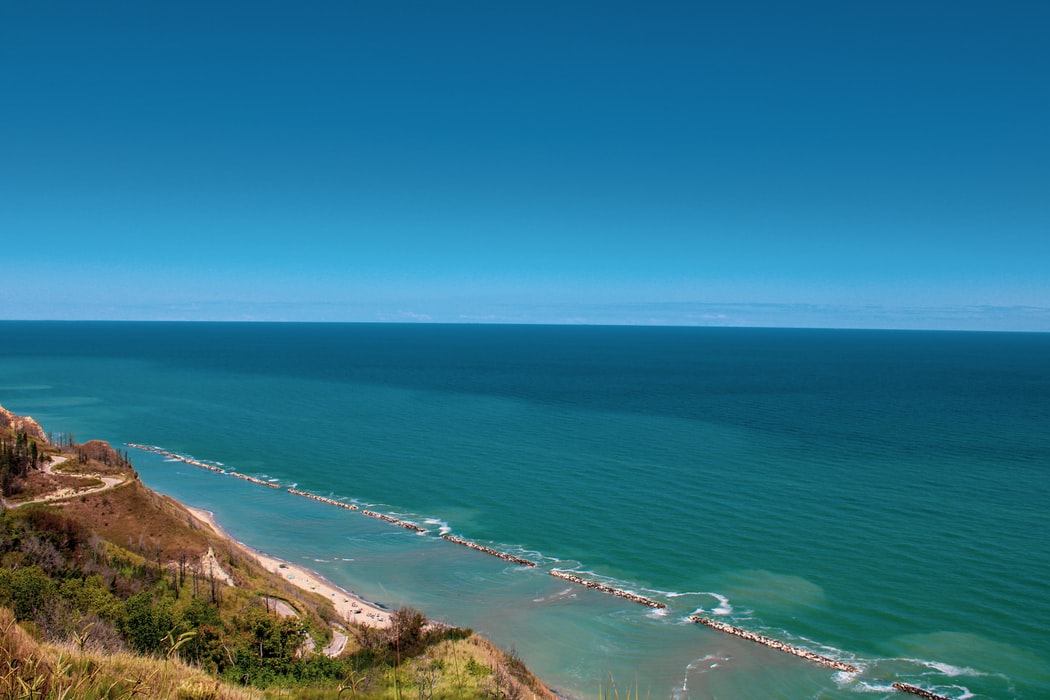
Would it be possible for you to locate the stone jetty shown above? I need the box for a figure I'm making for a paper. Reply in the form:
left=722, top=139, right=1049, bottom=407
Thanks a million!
left=689, top=616, right=857, bottom=673
left=441, top=535, right=538, bottom=567
left=230, top=472, right=282, bottom=489
left=892, top=683, right=952, bottom=700
left=127, top=443, right=226, bottom=473
left=287, top=488, right=359, bottom=510
left=550, top=569, right=666, bottom=609
left=361, top=509, right=427, bottom=533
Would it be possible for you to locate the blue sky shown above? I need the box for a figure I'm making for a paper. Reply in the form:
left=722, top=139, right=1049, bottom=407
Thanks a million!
left=2, top=1, right=1048, bottom=330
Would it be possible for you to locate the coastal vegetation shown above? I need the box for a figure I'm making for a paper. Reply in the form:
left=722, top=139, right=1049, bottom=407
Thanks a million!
left=0, top=406, right=556, bottom=699
left=0, top=428, right=42, bottom=498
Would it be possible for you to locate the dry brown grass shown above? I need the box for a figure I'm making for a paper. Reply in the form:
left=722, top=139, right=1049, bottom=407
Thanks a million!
left=58, top=479, right=212, bottom=562
left=1, top=606, right=260, bottom=699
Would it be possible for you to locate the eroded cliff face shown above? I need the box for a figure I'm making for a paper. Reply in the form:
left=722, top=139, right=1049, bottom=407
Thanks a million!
left=0, top=405, right=47, bottom=443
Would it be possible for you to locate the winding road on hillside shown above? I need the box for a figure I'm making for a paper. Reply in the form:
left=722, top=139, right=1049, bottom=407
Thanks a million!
left=3, top=455, right=129, bottom=508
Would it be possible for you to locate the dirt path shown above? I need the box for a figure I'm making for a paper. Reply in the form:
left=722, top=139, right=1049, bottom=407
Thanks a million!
left=41, top=454, right=69, bottom=475
left=16, top=454, right=129, bottom=506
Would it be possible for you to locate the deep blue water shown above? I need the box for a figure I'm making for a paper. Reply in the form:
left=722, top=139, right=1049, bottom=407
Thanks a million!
left=1, top=321, right=1048, bottom=698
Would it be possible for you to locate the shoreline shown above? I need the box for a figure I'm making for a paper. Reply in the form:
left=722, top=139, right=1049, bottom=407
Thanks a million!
left=185, top=506, right=392, bottom=629
left=130, top=444, right=957, bottom=698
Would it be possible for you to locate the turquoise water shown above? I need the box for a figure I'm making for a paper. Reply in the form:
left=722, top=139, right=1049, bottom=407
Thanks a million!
left=1, top=321, right=1047, bottom=698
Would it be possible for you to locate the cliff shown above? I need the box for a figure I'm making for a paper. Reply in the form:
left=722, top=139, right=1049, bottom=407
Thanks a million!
left=0, top=404, right=47, bottom=442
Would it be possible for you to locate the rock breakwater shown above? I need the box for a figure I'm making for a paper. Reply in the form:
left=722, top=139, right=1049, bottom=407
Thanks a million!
left=550, top=569, right=666, bottom=609
left=892, top=682, right=951, bottom=699
left=127, top=443, right=226, bottom=473
left=287, top=488, right=359, bottom=510
left=442, top=535, right=538, bottom=567
left=129, top=444, right=431, bottom=535
left=361, top=509, right=427, bottom=533
left=230, top=472, right=281, bottom=489
left=689, top=616, right=857, bottom=672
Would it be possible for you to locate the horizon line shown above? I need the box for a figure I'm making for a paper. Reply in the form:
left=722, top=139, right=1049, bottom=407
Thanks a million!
left=2, top=318, right=1047, bottom=335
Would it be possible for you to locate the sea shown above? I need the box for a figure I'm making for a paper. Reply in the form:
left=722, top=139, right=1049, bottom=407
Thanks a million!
left=1, top=321, right=1047, bottom=699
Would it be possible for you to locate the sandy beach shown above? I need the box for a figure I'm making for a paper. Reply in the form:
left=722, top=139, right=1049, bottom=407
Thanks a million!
left=187, top=506, right=391, bottom=629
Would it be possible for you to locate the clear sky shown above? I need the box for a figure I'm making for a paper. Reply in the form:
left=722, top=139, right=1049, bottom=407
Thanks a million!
left=2, top=1, right=1048, bottom=330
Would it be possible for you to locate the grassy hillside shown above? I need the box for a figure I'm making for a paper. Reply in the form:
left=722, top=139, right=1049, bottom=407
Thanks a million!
left=0, top=604, right=259, bottom=699
left=0, top=409, right=559, bottom=699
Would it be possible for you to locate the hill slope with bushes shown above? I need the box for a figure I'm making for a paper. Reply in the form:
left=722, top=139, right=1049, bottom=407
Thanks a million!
left=0, top=404, right=558, bottom=699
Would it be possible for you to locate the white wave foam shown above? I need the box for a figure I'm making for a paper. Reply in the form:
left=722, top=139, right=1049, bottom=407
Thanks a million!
left=677, top=654, right=727, bottom=697
left=921, top=660, right=984, bottom=677
left=532, top=587, right=576, bottom=604
left=851, top=681, right=897, bottom=693
left=707, top=593, right=732, bottom=615
left=665, top=591, right=733, bottom=615
left=832, top=669, right=862, bottom=686
left=685, top=596, right=733, bottom=618
left=423, top=518, right=452, bottom=535
left=880, top=657, right=988, bottom=680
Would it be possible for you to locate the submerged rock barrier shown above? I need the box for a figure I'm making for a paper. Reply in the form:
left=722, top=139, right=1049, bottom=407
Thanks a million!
left=892, top=683, right=952, bottom=700
left=127, top=443, right=226, bottom=473
left=442, top=535, right=538, bottom=567
left=689, top=616, right=857, bottom=673
left=287, top=488, right=359, bottom=510
left=230, top=472, right=281, bottom=489
left=361, top=509, right=427, bottom=533
left=550, top=569, right=666, bottom=609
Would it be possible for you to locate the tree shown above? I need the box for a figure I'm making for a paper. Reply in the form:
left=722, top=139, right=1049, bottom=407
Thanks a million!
left=8, top=565, right=58, bottom=621
left=122, top=591, right=176, bottom=655
left=389, top=606, right=427, bottom=655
